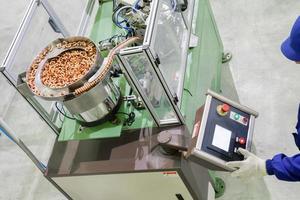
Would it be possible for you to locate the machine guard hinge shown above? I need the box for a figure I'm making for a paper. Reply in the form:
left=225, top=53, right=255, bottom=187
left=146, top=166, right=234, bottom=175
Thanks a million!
left=154, top=54, right=161, bottom=66
left=16, top=72, right=34, bottom=98
left=48, top=18, right=62, bottom=34
left=173, top=93, right=179, bottom=105
left=0, top=66, right=5, bottom=72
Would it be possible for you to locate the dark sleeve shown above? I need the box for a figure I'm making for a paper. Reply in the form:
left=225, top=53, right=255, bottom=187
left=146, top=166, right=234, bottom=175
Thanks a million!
left=266, top=153, right=300, bottom=181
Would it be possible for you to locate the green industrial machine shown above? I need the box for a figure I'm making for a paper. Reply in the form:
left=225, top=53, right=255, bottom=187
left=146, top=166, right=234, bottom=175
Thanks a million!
left=0, top=0, right=229, bottom=199
left=58, top=0, right=224, bottom=141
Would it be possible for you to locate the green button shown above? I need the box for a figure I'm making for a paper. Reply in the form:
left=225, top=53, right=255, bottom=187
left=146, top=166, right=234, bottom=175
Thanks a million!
left=234, top=114, right=240, bottom=120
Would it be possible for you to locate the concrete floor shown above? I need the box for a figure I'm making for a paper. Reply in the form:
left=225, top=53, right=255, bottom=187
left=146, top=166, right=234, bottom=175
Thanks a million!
left=211, top=0, right=300, bottom=200
left=1, top=0, right=300, bottom=200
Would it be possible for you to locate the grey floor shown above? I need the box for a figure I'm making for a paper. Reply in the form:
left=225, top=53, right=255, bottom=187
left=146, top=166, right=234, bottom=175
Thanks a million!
left=1, top=0, right=300, bottom=200
left=212, top=0, right=300, bottom=200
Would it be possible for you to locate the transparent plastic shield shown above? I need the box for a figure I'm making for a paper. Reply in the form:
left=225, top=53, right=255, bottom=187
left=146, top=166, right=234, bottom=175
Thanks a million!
left=146, top=0, right=193, bottom=103
left=5, top=8, right=63, bottom=83
left=47, top=0, right=86, bottom=34
left=1, top=2, right=68, bottom=132
left=0, top=0, right=28, bottom=66
left=47, top=0, right=98, bottom=36
left=120, top=51, right=180, bottom=125
left=151, top=0, right=186, bottom=95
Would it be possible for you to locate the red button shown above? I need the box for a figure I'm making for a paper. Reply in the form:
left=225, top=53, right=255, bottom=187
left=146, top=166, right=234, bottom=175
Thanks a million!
left=239, top=137, right=246, bottom=145
left=221, top=104, right=230, bottom=112
left=243, top=117, right=248, bottom=124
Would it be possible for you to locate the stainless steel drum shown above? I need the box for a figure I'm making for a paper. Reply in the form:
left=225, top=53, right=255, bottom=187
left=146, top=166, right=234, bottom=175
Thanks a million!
left=63, top=73, right=121, bottom=127
left=26, top=36, right=121, bottom=127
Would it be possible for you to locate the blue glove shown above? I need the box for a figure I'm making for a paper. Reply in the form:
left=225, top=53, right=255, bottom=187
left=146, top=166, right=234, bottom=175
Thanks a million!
left=292, top=104, right=300, bottom=150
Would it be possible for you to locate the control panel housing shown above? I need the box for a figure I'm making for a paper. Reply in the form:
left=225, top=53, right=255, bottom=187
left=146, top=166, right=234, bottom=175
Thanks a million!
left=187, top=90, right=258, bottom=171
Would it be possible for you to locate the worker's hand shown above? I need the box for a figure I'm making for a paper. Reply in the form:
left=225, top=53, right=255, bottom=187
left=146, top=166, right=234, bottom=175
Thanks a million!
left=226, top=148, right=267, bottom=178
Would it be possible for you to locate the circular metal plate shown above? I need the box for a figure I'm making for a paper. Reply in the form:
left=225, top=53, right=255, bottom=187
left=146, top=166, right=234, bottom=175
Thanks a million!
left=26, top=36, right=103, bottom=101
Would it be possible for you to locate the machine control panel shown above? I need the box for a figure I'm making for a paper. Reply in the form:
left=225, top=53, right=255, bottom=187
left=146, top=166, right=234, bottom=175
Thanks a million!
left=187, top=90, right=258, bottom=171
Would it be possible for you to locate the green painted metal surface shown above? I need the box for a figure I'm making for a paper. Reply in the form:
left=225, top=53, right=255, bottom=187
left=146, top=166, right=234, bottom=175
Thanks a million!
left=209, top=171, right=226, bottom=198
left=89, top=1, right=120, bottom=42
left=179, top=0, right=225, bottom=194
left=58, top=1, right=154, bottom=141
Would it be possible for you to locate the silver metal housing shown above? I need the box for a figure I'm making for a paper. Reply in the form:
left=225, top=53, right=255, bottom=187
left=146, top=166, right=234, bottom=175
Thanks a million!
left=25, top=36, right=121, bottom=125
left=27, top=36, right=103, bottom=101
left=64, top=75, right=121, bottom=124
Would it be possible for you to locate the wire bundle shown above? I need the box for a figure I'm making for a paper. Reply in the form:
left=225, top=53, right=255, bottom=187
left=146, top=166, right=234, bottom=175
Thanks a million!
left=112, top=3, right=145, bottom=36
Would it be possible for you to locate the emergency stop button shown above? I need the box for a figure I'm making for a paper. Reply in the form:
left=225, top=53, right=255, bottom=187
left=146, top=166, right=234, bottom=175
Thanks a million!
left=238, top=137, right=246, bottom=145
left=217, top=104, right=230, bottom=116
left=222, top=104, right=230, bottom=112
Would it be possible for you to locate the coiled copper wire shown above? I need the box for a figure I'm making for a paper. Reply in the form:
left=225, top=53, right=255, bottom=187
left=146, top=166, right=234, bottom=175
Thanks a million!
left=27, top=37, right=140, bottom=97
left=27, top=40, right=96, bottom=92
left=74, top=36, right=141, bottom=95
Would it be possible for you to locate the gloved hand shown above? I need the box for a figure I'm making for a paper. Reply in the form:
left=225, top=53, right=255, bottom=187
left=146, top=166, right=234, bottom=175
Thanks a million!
left=226, top=148, right=267, bottom=178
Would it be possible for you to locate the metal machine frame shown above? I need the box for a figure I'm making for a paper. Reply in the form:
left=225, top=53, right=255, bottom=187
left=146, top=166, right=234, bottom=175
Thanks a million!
left=0, top=0, right=97, bottom=134
left=118, top=0, right=196, bottom=127
left=0, top=0, right=227, bottom=199
left=1, top=0, right=196, bottom=132
left=117, top=47, right=185, bottom=126
left=143, top=0, right=195, bottom=103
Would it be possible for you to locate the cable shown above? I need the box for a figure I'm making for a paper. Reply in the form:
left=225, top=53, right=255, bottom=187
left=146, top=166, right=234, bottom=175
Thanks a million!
left=55, top=102, right=76, bottom=120
left=0, top=127, right=47, bottom=170
left=117, top=111, right=130, bottom=117
left=184, top=88, right=193, bottom=97
left=0, top=127, right=16, bottom=144
left=116, top=111, right=136, bottom=126
left=112, top=5, right=145, bottom=35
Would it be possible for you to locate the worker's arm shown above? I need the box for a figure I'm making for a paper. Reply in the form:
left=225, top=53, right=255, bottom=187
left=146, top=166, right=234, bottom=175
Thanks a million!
left=267, top=104, right=300, bottom=181
left=226, top=149, right=300, bottom=182
left=226, top=148, right=267, bottom=178
left=266, top=153, right=300, bottom=181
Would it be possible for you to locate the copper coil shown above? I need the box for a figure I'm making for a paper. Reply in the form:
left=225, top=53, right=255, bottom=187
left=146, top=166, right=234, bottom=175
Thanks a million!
left=74, top=37, right=141, bottom=95
left=40, top=47, right=95, bottom=88
left=27, top=37, right=139, bottom=97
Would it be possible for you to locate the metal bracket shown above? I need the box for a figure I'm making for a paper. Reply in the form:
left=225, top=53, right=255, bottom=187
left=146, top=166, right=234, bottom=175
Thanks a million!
left=48, top=17, right=61, bottom=33
left=189, top=34, right=199, bottom=48
left=16, top=72, right=34, bottom=97
left=154, top=54, right=161, bottom=65
left=173, top=0, right=188, bottom=12
left=173, top=93, right=179, bottom=105
left=123, top=95, right=137, bottom=101
left=222, top=51, right=233, bottom=64
left=157, top=126, right=191, bottom=155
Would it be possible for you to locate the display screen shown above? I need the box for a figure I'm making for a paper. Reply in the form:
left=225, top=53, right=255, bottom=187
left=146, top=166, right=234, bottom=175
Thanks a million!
left=212, top=125, right=232, bottom=152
